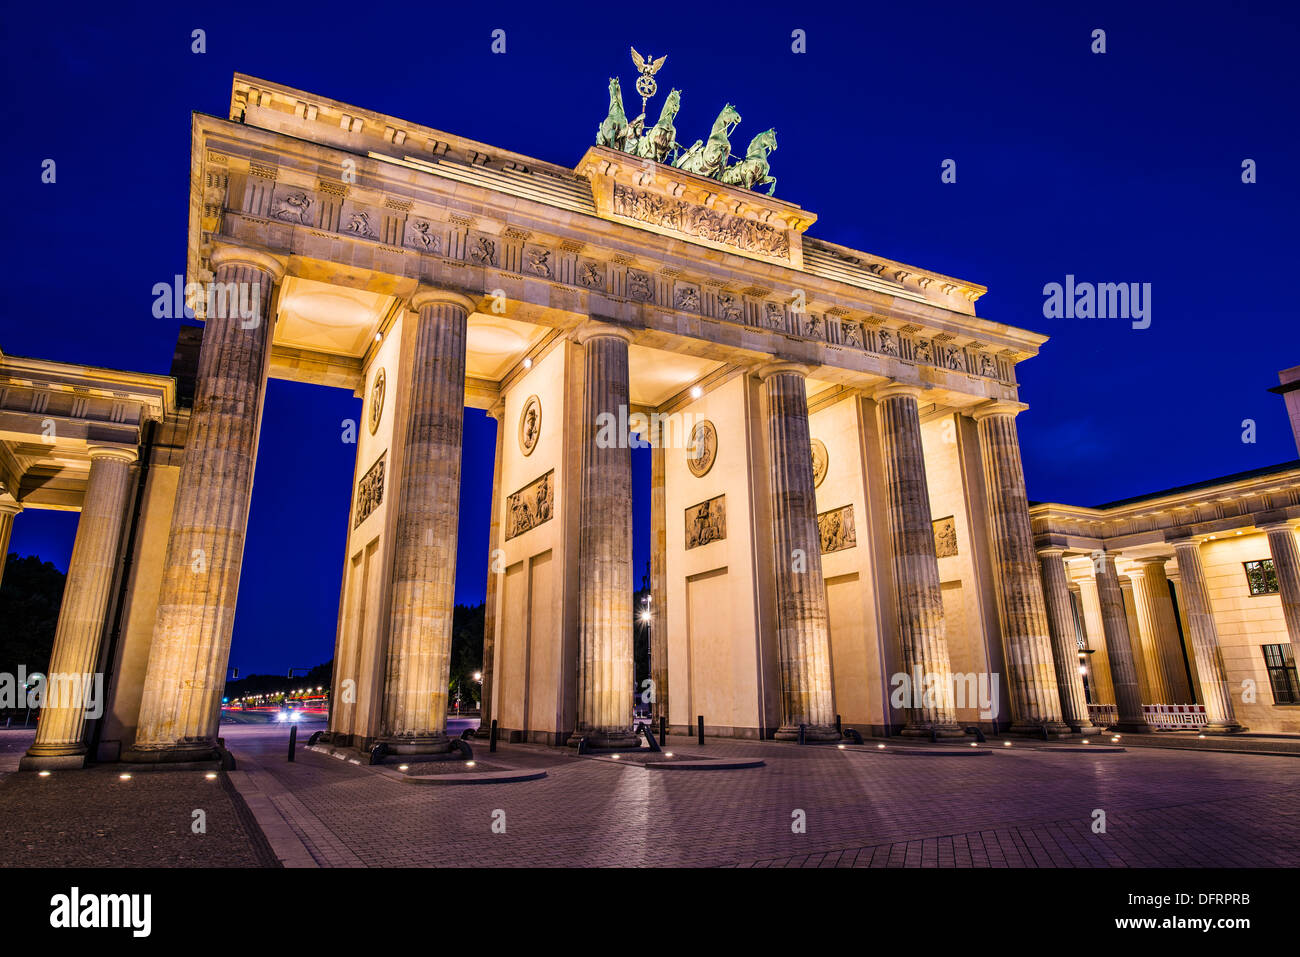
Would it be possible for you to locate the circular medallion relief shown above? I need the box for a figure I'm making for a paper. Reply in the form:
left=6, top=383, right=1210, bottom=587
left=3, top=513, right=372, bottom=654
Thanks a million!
left=810, top=438, right=828, bottom=488
left=518, top=395, right=542, bottom=456
left=686, top=420, right=718, bottom=477
left=368, top=368, right=386, bottom=435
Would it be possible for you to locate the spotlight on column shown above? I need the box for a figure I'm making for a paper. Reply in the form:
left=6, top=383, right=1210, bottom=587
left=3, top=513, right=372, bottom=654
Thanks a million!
left=38, top=771, right=51, bottom=777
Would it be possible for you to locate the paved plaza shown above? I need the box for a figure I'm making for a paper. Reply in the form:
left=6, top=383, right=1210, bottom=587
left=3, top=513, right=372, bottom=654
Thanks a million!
left=2, top=724, right=1297, bottom=868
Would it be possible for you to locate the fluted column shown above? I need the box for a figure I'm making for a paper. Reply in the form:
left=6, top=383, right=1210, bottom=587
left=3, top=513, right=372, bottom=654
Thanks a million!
left=379, top=289, right=473, bottom=753
left=649, top=441, right=669, bottom=725
left=1262, top=520, right=1300, bottom=645
left=875, top=384, right=962, bottom=736
left=569, top=324, right=638, bottom=749
left=1169, top=538, right=1245, bottom=732
left=0, top=500, right=19, bottom=593
left=1128, top=562, right=1177, bottom=703
left=973, top=403, right=1068, bottom=735
left=22, top=447, right=136, bottom=768
left=1118, top=576, right=1157, bottom=702
left=128, top=246, right=283, bottom=761
left=1135, top=558, right=1192, bottom=701
left=1095, top=552, right=1152, bottom=731
left=1037, top=549, right=1099, bottom=732
left=761, top=363, right=837, bottom=740
left=1076, top=575, right=1114, bottom=705
left=476, top=401, right=506, bottom=739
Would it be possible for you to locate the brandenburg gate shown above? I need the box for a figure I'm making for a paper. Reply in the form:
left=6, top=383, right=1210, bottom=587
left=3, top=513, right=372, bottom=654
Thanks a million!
left=15, top=68, right=1102, bottom=768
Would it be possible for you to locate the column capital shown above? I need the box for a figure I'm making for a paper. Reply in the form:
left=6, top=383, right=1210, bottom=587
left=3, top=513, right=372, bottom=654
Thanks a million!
left=209, top=243, right=286, bottom=282
left=87, top=445, right=138, bottom=465
left=970, top=398, right=1029, bottom=422
left=755, top=360, right=813, bottom=382
left=485, top=399, right=506, bottom=423
left=872, top=381, right=924, bottom=403
left=1258, top=518, right=1299, bottom=533
left=410, top=287, right=476, bottom=315
left=0, top=498, right=21, bottom=517
left=1036, top=546, right=1068, bottom=558
left=1136, top=555, right=1171, bottom=569
left=572, top=319, right=635, bottom=347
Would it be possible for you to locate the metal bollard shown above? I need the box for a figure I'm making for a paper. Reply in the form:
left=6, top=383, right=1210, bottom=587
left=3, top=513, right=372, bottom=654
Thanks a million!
left=489, top=719, right=498, bottom=753
left=659, top=715, right=666, bottom=743
left=835, top=714, right=842, bottom=736
left=798, top=723, right=806, bottom=746
left=287, top=724, right=298, bottom=762
left=697, top=715, right=704, bottom=746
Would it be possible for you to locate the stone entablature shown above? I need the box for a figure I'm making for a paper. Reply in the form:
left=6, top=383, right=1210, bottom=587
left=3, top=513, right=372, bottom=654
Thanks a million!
left=1030, top=462, right=1300, bottom=550
left=198, top=77, right=1040, bottom=400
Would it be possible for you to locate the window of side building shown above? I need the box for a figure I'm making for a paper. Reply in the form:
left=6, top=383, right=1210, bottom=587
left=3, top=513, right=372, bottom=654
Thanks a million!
left=1243, top=559, right=1279, bottom=596
left=1262, top=644, right=1300, bottom=705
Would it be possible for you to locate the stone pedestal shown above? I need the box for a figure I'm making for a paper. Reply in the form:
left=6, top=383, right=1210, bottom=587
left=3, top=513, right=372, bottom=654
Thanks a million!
left=126, top=246, right=283, bottom=763
left=379, top=289, right=473, bottom=754
left=973, top=403, right=1069, bottom=736
left=1095, top=552, right=1152, bottom=732
left=1262, top=521, right=1300, bottom=645
left=22, top=447, right=136, bottom=770
left=1170, top=539, right=1245, bottom=732
left=875, top=384, right=963, bottom=737
left=760, top=363, right=838, bottom=741
left=568, top=324, right=639, bottom=750
left=1037, top=549, right=1100, bottom=733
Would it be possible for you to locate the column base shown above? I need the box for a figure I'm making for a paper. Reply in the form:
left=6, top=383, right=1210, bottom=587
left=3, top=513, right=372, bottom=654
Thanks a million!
left=773, top=724, right=842, bottom=742
left=900, top=722, right=967, bottom=739
left=378, top=733, right=452, bottom=755
left=19, top=751, right=87, bottom=771
left=1201, top=723, right=1249, bottom=734
left=1108, top=720, right=1154, bottom=734
left=567, top=729, right=641, bottom=750
left=122, top=740, right=223, bottom=763
left=1065, top=722, right=1104, bottom=735
left=1009, top=721, right=1074, bottom=738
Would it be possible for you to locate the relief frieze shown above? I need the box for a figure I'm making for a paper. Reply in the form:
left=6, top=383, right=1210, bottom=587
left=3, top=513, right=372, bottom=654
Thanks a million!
left=612, top=183, right=790, bottom=261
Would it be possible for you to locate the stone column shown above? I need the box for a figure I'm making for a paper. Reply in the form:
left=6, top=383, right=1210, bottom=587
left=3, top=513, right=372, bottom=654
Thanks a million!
left=1128, top=562, right=1178, bottom=703
left=0, top=500, right=19, bottom=593
left=649, top=441, right=669, bottom=725
left=127, top=246, right=283, bottom=762
left=22, top=447, right=136, bottom=769
left=1094, top=552, right=1152, bottom=731
left=1118, top=576, right=1158, bottom=702
left=1169, top=539, right=1245, bottom=731
left=379, top=289, right=473, bottom=753
left=1076, top=575, right=1114, bottom=705
left=476, top=401, right=506, bottom=739
left=1261, top=520, right=1300, bottom=645
left=1166, top=569, right=1201, bottom=702
left=569, top=324, right=638, bottom=749
left=1037, top=549, right=1099, bottom=732
left=972, top=403, right=1069, bottom=735
left=761, top=363, right=837, bottom=741
left=875, top=384, right=962, bottom=736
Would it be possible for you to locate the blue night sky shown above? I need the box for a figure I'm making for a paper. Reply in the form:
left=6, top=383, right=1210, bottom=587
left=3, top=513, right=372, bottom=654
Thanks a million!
left=2, top=2, right=1296, bottom=674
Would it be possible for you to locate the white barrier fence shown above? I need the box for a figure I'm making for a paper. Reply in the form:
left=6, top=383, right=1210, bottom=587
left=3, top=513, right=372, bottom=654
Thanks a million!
left=1087, top=703, right=1208, bottom=730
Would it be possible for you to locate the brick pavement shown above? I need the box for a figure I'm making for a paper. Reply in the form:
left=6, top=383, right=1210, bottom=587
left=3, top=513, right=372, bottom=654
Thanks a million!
left=0, top=729, right=279, bottom=867
left=218, top=725, right=1300, bottom=868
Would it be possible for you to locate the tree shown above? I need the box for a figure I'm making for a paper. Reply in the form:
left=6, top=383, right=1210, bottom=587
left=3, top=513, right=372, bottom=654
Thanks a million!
left=0, top=553, right=66, bottom=680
